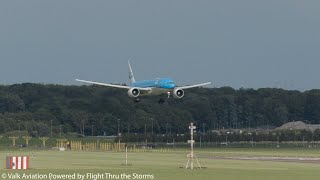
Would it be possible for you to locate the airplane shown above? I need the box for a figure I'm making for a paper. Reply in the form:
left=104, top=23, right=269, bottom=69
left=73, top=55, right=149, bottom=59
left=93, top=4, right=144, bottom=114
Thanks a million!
left=76, top=60, right=211, bottom=103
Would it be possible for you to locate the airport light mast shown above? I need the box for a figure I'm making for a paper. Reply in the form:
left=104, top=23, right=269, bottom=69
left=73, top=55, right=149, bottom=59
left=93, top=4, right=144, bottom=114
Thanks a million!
left=185, top=122, right=201, bottom=169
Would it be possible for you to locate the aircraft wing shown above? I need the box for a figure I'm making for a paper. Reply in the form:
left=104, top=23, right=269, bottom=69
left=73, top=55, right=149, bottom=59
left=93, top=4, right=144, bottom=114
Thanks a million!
left=178, top=82, right=211, bottom=90
left=76, top=79, right=151, bottom=91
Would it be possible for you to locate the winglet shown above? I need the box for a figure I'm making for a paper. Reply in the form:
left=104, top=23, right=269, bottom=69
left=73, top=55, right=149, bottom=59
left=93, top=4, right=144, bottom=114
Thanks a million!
left=128, top=57, right=136, bottom=84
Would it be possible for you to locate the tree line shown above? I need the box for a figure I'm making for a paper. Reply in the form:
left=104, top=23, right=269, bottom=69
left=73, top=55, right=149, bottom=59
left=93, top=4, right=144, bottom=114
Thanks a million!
left=0, top=83, right=320, bottom=138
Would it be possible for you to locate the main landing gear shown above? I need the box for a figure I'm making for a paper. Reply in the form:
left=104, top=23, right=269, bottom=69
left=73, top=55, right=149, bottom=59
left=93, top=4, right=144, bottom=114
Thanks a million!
left=158, top=98, right=165, bottom=104
left=134, top=98, right=140, bottom=103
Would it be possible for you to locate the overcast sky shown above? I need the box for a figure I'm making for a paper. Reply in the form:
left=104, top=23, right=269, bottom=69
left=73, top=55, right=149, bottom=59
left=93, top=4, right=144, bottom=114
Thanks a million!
left=0, top=1, right=319, bottom=90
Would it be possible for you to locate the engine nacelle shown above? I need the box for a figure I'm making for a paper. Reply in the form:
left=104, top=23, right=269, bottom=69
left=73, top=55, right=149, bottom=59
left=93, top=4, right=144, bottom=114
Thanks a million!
left=127, top=88, right=140, bottom=98
left=173, top=88, right=184, bottom=99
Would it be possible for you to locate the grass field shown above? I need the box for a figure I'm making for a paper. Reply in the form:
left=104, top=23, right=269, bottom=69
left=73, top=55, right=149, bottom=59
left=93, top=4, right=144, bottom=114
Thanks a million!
left=1, top=148, right=320, bottom=180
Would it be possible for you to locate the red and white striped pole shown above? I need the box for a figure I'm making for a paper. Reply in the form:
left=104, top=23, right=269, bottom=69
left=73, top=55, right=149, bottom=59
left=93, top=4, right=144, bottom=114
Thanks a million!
left=6, top=156, right=30, bottom=170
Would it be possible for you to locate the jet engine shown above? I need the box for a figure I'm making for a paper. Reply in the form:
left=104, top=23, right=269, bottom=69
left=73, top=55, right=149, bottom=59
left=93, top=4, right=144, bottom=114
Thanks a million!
left=173, top=88, right=184, bottom=99
left=127, top=88, right=140, bottom=98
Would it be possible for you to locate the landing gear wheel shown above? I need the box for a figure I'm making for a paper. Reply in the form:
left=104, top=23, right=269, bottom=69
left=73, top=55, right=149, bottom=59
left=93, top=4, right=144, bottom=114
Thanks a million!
left=134, top=98, right=140, bottom=103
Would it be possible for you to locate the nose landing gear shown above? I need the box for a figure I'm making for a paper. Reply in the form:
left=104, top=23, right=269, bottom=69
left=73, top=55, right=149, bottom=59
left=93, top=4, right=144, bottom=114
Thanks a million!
left=167, top=91, right=171, bottom=98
